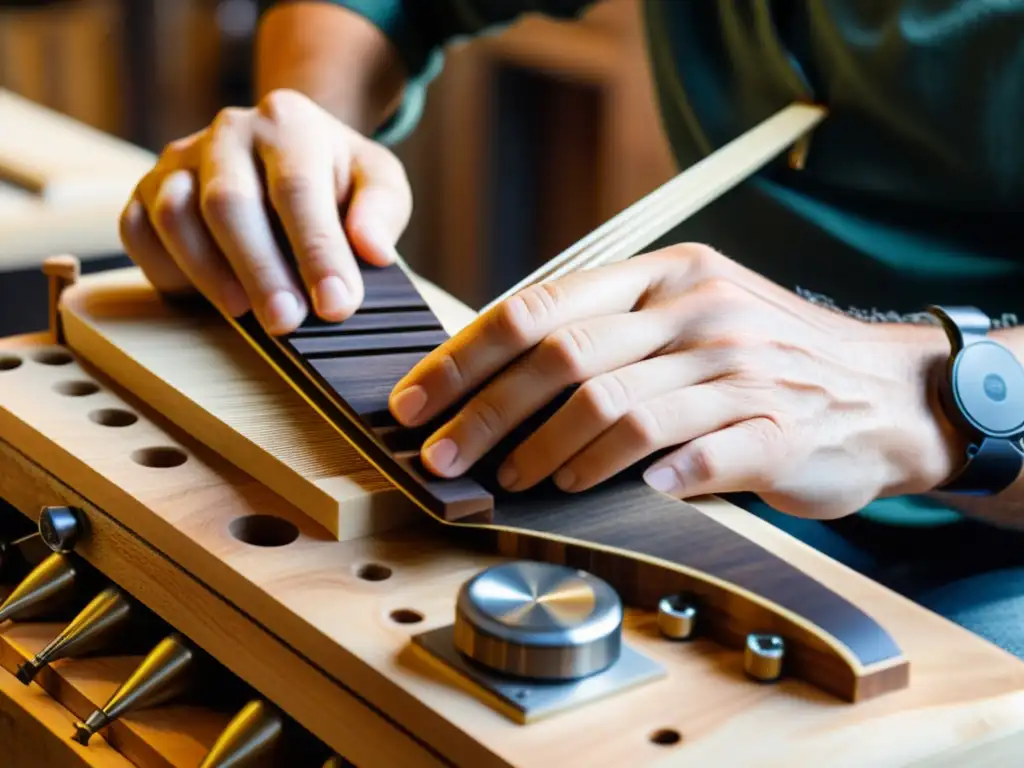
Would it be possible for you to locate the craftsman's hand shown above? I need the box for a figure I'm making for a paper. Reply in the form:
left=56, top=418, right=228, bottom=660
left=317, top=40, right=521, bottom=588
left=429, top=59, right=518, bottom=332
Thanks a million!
left=388, top=245, right=966, bottom=519
left=119, top=89, right=412, bottom=334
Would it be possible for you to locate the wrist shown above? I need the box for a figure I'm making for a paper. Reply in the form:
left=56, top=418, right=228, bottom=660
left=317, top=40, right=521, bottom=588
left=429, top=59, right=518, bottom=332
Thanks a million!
left=255, top=2, right=408, bottom=136
left=872, top=322, right=967, bottom=497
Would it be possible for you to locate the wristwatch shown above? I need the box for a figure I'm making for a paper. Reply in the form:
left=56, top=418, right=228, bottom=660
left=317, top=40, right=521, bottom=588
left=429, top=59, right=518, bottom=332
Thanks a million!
left=926, top=305, right=1024, bottom=495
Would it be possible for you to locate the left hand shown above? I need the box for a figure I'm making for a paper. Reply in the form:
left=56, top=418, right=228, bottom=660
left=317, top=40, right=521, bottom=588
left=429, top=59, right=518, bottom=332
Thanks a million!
left=388, top=244, right=964, bottom=519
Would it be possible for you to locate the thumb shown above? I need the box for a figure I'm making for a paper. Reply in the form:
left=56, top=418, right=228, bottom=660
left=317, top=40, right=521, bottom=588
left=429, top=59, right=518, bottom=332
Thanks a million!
left=343, top=141, right=413, bottom=267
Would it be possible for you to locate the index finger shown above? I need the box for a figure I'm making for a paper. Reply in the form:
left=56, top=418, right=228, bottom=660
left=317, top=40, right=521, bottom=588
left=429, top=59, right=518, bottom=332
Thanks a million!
left=256, top=117, right=363, bottom=323
left=388, top=258, right=659, bottom=427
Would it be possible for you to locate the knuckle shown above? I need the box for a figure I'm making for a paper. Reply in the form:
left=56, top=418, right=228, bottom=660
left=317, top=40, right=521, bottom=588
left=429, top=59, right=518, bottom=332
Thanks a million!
left=537, top=326, right=592, bottom=379
left=576, top=374, right=631, bottom=424
left=258, top=88, right=308, bottom=122
left=685, top=445, right=719, bottom=486
left=294, top=229, right=343, bottom=274
left=161, top=133, right=198, bottom=159
left=245, top=260, right=284, bottom=294
left=621, top=405, right=661, bottom=448
left=495, top=282, right=566, bottom=344
left=468, top=396, right=508, bottom=439
left=712, top=333, right=759, bottom=372
left=152, top=173, right=195, bottom=231
left=522, top=282, right=566, bottom=322
left=650, top=241, right=721, bottom=274
left=493, top=298, right=536, bottom=348
left=119, top=198, right=147, bottom=245
left=199, top=177, right=251, bottom=221
left=268, top=170, right=314, bottom=205
left=371, top=145, right=408, bottom=182
left=212, top=105, right=250, bottom=134
left=694, top=275, right=743, bottom=303
left=439, top=352, right=468, bottom=393
left=682, top=242, right=723, bottom=271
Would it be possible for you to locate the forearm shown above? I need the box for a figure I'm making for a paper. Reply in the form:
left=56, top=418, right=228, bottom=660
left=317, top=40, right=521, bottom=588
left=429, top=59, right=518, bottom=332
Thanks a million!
left=254, top=0, right=599, bottom=138
left=255, top=2, right=408, bottom=135
left=929, top=325, right=1024, bottom=528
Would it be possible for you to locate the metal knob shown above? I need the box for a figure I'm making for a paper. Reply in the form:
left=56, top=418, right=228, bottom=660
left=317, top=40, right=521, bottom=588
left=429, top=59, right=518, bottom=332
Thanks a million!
left=38, top=506, right=84, bottom=554
left=744, top=633, right=785, bottom=682
left=452, top=561, right=622, bottom=681
left=657, top=593, right=698, bottom=640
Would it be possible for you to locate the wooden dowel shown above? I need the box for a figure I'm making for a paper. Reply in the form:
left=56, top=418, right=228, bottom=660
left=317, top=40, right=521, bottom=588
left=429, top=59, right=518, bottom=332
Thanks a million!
left=479, top=101, right=826, bottom=313
left=43, top=254, right=81, bottom=345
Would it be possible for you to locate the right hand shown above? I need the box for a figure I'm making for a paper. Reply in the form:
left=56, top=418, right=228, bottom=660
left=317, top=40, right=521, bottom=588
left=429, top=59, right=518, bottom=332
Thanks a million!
left=119, top=88, right=413, bottom=335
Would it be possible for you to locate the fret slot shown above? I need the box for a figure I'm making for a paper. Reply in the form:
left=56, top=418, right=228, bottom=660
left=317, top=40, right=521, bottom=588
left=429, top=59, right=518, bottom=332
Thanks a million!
left=291, top=330, right=450, bottom=358
left=291, top=311, right=442, bottom=337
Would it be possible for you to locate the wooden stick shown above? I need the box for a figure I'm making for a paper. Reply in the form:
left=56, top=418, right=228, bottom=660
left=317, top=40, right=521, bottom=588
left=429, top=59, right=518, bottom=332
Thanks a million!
left=42, top=254, right=81, bottom=345
left=479, top=101, right=826, bottom=314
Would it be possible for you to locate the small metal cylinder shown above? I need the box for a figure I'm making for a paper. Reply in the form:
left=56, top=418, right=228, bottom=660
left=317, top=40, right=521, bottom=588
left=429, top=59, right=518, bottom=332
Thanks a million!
left=743, top=633, right=785, bottom=682
left=657, top=594, right=697, bottom=640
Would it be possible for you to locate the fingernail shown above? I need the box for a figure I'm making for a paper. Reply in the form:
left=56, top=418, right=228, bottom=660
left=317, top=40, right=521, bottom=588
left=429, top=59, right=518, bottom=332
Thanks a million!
left=422, top=438, right=458, bottom=475
left=391, top=385, right=427, bottom=424
left=264, top=290, right=303, bottom=334
left=644, top=466, right=681, bottom=494
left=553, top=468, right=575, bottom=491
left=313, top=276, right=350, bottom=318
left=221, top=281, right=249, bottom=316
left=497, top=463, right=519, bottom=490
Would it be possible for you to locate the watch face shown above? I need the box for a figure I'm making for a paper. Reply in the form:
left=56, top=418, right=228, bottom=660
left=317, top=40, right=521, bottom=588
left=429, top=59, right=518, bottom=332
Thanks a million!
left=952, top=340, right=1024, bottom=438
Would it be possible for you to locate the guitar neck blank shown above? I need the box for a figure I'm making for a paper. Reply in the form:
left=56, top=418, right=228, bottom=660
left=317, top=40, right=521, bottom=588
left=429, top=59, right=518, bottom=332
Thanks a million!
left=480, top=102, right=826, bottom=313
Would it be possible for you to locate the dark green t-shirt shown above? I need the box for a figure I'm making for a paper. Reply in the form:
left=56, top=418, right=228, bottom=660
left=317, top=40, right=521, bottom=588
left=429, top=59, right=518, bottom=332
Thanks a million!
left=264, top=1, right=1024, bottom=524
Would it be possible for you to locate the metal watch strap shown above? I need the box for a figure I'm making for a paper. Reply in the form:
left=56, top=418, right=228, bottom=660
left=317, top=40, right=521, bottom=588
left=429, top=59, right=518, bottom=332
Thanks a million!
left=927, top=305, right=1024, bottom=496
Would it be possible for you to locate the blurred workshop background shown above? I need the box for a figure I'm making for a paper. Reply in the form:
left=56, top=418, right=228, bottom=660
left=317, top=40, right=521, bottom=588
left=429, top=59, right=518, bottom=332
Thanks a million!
left=0, top=0, right=675, bottom=333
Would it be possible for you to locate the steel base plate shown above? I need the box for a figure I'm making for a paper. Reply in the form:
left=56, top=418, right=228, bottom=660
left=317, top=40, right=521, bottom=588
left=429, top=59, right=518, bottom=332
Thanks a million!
left=412, top=624, right=666, bottom=724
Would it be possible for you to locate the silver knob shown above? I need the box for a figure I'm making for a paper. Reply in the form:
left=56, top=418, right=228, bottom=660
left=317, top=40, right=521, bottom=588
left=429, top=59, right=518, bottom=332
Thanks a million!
left=744, top=633, right=785, bottom=682
left=657, top=594, right=697, bottom=640
left=38, top=506, right=84, bottom=554
left=453, top=561, right=622, bottom=681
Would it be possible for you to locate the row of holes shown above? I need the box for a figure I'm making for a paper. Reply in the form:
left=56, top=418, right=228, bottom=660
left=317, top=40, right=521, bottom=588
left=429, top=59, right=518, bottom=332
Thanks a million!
left=1, top=348, right=426, bottom=629
left=3, top=348, right=683, bottom=745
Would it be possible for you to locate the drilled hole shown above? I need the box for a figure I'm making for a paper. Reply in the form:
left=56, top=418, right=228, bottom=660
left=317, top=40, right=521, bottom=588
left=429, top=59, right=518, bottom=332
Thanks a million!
left=357, top=563, right=392, bottom=582
left=650, top=729, right=681, bottom=746
left=390, top=609, right=423, bottom=625
left=228, top=514, right=300, bottom=547
left=33, top=349, right=72, bottom=366
left=89, top=408, right=138, bottom=428
left=131, top=446, right=188, bottom=468
left=0, top=355, right=22, bottom=371
left=54, top=380, right=99, bottom=397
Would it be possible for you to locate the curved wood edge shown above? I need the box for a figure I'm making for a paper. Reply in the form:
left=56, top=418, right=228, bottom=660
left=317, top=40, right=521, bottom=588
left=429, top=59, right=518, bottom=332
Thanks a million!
left=489, top=527, right=907, bottom=702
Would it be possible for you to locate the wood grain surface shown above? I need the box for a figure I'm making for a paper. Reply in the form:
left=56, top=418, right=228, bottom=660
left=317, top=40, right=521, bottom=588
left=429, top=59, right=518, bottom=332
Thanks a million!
left=0, top=428, right=448, bottom=768
left=0, top=658, right=134, bottom=768
left=0, top=286, right=999, bottom=765
left=3, top=330, right=1024, bottom=767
